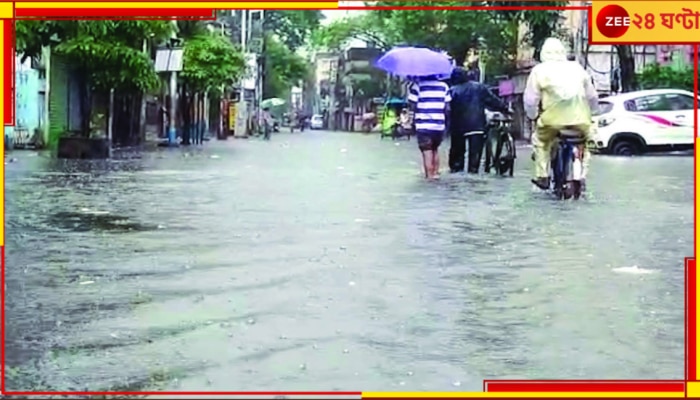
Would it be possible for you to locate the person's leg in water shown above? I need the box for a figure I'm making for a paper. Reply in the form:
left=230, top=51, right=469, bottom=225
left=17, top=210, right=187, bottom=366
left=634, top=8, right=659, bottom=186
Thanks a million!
left=531, top=123, right=558, bottom=189
left=431, top=149, right=440, bottom=178
left=417, top=133, right=436, bottom=179
left=430, top=133, right=444, bottom=179
left=448, top=130, right=466, bottom=173
left=421, top=150, right=434, bottom=178
left=466, top=132, right=485, bottom=174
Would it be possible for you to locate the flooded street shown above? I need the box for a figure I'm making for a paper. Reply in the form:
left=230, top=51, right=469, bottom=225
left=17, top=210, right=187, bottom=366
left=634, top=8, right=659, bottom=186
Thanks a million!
left=5, top=131, right=693, bottom=392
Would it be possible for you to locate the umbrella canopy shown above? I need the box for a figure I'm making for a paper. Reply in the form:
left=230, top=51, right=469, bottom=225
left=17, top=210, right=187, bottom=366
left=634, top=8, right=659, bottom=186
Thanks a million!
left=375, top=47, right=454, bottom=78
left=261, top=98, right=286, bottom=108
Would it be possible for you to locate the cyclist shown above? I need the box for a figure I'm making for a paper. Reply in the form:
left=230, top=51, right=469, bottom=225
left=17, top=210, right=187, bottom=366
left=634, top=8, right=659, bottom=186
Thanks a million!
left=523, top=37, right=598, bottom=190
left=447, top=67, right=509, bottom=174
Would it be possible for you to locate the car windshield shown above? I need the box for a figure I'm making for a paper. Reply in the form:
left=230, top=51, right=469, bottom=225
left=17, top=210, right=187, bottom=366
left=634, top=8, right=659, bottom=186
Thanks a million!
left=594, top=101, right=614, bottom=116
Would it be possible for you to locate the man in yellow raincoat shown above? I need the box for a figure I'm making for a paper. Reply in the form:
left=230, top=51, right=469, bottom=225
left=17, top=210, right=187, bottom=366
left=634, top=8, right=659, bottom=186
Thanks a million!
left=523, top=37, right=599, bottom=190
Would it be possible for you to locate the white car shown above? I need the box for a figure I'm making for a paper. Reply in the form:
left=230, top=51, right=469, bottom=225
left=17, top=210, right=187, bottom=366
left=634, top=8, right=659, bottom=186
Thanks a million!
left=592, top=88, right=696, bottom=155
left=310, top=114, right=324, bottom=130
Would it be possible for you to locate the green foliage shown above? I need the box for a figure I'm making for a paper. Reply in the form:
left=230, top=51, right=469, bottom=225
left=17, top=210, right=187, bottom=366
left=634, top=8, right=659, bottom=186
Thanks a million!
left=265, top=11, right=324, bottom=50
left=181, top=33, right=246, bottom=93
left=176, top=20, right=209, bottom=40
left=487, top=1, right=567, bottom=60
left=15, top=20, right=174, bottom=92
left=263, top=34, right=309, bottom=99
left=313, top=2, right=567, bottom=74
left=638, top=63, right=695, bottom=92
left=311, top=12, right=398, bottom=51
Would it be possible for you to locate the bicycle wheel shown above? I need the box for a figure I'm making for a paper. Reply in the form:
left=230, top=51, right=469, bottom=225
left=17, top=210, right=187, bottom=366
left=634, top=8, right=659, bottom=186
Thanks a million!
left=496, top=133, right=516, bottom=177
left=494, top=131, right=517, bottom=177
left=551, top=146, right=565, bottom=199
left=493, top=131, right=504, bottom=175
left=508, top=134, right=516, bottom=176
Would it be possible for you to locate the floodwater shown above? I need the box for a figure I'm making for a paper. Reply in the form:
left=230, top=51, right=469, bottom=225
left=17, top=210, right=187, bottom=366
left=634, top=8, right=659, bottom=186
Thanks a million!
left=5, top=131, right=693, bottom=392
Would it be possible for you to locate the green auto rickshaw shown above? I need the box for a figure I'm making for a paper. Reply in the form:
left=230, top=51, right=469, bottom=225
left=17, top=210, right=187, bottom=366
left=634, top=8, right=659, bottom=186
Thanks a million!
left=380, top=98, right=411, bottom=140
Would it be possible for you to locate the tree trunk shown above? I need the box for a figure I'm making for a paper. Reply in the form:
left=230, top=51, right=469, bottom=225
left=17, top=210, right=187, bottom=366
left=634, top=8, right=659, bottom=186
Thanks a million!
left=615, top=45, right=638, bottom=93
left=130, top=93, right=140, bottom=146
left=79, top=73, right=92, bottom=137
left=181, top=86, right=192, bottom=145
left=107, top=88, right=114, bottom=155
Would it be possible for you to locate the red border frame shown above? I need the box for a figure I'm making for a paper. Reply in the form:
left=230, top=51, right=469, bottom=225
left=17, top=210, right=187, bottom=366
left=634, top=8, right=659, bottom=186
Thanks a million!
left=2, top=2, right=696, bottom=397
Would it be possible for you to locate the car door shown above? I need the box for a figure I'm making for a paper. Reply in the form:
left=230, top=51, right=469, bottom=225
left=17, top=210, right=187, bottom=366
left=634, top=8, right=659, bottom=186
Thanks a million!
left=623, top=94, right=688, bottom=146
left=662, top=92, right=695, bottom=144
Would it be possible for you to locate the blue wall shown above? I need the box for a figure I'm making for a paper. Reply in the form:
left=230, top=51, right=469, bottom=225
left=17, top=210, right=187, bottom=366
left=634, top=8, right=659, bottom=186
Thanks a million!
left=6, top=56, right=43, bottom=146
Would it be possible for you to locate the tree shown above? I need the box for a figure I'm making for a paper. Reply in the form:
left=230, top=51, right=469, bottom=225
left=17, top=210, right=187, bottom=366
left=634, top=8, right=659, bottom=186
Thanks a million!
left=615, top=45, right=639, bottom=92
left=488, top=1, right=568, bottom=61
left=313, top=2, right=570, bottom=79
left=263, top=34, right=309, bottom=99
left=264, top=11, right=324, bottom=51
left=638, top=62, right=694, bottom=92
left=181, top=34, right=246, bottom=92
left=311, top=12, right=399, bottom=51
left=180, top=32, right=246, bottom=144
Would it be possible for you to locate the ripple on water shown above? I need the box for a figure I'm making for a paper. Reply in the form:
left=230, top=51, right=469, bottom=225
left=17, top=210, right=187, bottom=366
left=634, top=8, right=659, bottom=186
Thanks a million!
left=4, top=137, right=692, bottom=391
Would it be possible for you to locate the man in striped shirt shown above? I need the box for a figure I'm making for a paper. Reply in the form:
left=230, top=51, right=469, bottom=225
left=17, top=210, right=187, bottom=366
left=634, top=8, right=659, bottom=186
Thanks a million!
left=408, top=76, right=452, bottom=179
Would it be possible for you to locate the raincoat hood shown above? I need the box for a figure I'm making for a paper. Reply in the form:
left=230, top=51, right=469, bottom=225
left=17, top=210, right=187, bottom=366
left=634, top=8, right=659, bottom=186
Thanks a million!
left=522, top=37, right=598, bottom=126
left=449, top=67, right=478, bottom=85
left=539, top=38, right=568, bottom=63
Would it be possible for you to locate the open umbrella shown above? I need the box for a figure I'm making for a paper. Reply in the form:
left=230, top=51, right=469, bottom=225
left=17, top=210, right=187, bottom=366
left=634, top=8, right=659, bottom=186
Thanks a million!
left=261, top=98, right=286, bottom=108
left=375, top=47, right=454, bottom=78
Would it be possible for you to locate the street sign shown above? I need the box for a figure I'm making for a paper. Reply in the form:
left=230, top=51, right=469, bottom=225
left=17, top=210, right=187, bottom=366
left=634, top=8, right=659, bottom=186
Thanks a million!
left=249, top=38, right=263, bottom=54
left=155, top=48, right=184, bottom=72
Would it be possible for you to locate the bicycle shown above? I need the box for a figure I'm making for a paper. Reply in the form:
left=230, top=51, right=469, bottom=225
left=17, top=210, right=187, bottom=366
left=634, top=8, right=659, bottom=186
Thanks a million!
left=550, top=127, right=585, bottom=200
left=483, top=112, right=516, bottom=176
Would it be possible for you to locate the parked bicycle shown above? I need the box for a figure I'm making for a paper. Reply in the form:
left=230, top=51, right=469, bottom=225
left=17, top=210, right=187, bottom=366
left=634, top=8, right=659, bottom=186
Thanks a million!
left=483, top=112, right=516, bottom=176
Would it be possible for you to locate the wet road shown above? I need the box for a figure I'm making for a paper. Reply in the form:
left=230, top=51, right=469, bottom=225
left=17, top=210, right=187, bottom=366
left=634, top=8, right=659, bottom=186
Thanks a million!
left=5, top=131, right=693, bottom=392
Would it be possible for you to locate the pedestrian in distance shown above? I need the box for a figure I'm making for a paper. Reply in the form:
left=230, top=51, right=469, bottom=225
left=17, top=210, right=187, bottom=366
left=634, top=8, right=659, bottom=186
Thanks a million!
left=261, top=107, right=272, bottom=140
left=407, top=75, right=452, bottom=180
left=447, top=67, right=510, bottom=174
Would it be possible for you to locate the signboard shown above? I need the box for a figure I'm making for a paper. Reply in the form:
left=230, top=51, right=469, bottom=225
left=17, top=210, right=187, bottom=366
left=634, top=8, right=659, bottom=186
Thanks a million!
left=241, top=53, right=258, bottom=90
left=228, top=102, right=237, bottom=131
left=234, top=103, right=248, bottom=137
left=249, top=38, right=263, bottom=54
left=155, top=48, right=184, bottom=72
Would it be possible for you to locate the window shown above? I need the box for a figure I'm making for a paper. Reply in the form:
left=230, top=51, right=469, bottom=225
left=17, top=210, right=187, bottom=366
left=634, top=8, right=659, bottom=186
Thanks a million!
left=663, top=93, right=695, bottom=111
left=594, top=101, right=614, bottom=116
left=624, top=95, right=672, bottom=112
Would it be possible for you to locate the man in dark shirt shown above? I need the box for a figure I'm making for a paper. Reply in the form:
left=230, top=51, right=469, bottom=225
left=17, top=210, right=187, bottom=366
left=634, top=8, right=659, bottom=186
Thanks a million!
left=447, top=68, right=510, bottom=174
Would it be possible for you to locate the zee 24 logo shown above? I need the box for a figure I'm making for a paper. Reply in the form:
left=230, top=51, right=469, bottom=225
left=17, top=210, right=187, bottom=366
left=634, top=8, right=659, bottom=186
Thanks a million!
left=596, top=4, right=657, bottom=38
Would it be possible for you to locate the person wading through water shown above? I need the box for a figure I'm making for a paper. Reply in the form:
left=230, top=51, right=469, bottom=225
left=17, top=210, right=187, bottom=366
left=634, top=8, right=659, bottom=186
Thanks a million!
left=407, top=75, right=452, bottom=180
left=447, top=67, right=510, bottom=174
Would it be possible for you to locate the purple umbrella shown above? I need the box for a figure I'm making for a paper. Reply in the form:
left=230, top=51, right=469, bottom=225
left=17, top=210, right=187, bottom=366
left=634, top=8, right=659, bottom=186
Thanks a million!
left=375, top=47, right=454, bottom=78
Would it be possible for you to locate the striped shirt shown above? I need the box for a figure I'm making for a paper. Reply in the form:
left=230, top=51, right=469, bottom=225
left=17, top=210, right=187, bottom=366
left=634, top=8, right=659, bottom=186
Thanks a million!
left=407, top=80, right=452, bottom=134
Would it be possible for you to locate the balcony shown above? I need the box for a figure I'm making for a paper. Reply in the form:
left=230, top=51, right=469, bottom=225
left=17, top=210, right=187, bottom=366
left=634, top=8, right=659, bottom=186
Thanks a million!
left=344, top=60, right=375, bottom=75
left=343, top=47, right=382, bottom=62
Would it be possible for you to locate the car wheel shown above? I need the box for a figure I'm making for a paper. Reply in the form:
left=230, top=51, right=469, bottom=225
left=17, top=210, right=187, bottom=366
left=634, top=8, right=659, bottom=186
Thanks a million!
left=611, top=138, right=641, bottom=156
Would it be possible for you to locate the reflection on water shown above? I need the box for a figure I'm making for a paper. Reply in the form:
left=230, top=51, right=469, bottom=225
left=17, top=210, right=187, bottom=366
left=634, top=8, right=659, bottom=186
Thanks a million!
left=5, top=135, right=692, bottom=391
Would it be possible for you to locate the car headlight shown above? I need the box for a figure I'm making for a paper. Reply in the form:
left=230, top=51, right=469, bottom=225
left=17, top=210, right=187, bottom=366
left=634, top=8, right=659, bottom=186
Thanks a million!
left=598, top=116, right=615, bottom=127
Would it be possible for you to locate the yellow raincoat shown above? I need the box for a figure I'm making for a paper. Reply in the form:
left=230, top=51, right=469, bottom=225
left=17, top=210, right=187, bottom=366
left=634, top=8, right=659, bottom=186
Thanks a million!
left=523, top=38, right=599, bottom=179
